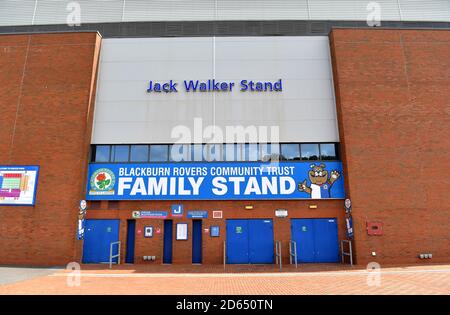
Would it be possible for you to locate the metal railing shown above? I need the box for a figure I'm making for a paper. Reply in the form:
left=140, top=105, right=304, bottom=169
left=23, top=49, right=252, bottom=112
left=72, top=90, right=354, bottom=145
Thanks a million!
left=109, top=241, right=121, bottom=269
left=275, top=241, right=282, bottom=271
left=223, top=240, right=226, bottom=272
left=289, top=240, right=298, bottom=269
left=340, top=240, right=353, bottom=266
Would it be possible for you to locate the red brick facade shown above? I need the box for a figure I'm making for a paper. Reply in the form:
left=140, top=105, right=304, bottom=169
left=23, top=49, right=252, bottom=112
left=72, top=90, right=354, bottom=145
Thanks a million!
left=0, top=32, right=101, bottom=266
left=330, top=29, right=450, bottom=265
left=0, top=29, right=448, bottom=267
left=86, top=200, right=345, bottom=265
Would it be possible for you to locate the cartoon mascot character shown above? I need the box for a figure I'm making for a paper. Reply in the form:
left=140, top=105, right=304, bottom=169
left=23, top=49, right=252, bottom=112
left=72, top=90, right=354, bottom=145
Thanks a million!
left=298, top=163, right=340, bottom=199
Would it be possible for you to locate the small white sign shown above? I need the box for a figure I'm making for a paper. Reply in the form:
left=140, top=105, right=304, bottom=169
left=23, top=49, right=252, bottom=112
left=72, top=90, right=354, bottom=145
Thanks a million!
left=79, top=200, right=87, bottom=211
left=345, top=198, right=352, bottom=209
left=213, top=211, right=223, bottom=219
left=176, top=223, right=188, bottom=240
left=275, top=209, right=288, bottom=218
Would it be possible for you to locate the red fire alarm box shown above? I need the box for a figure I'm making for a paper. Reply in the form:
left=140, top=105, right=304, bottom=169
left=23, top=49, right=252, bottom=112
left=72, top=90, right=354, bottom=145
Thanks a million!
left=367, top=221, right=383, bottom=236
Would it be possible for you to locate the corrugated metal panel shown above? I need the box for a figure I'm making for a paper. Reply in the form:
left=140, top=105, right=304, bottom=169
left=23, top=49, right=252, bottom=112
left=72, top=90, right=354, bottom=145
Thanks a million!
left=216, top=0, right=309, bottom=20
left=93, top=37, right=340, bottom=144
left=400, top=0, right=450, bottom=21
left=34, top=0, right=124, bottom=25
left=0, top=0, right=448, bottom=26
left=123, top=0, right=214, bottom=22
left=308, top=0, right=401, bottom=21
left=0, top=0, right=36, bottom=26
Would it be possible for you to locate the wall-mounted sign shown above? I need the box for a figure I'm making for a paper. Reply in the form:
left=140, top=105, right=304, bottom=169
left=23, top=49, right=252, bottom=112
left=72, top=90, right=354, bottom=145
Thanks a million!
left=346, top=215, right=354, bottom=239
left=77, top=207, right=86, bottom=240
left=176, top=223, right=188, bottom=240
left=86, top=162, right=345, bottom=201
left=147, top=79, right=283, bottom=94
left=213, top=211, right=223, bottom=219
left=132, top=211, right=168, bottom=219
left=171, top=204, right=184, bottom=217
left=187, top=211, right=208, bottom=219
left=79, top=200, right=87, bottom=211
left=345, top=198, right=352, bottom=213
left=210, top=226, right=220, bottom=237
left=275, top=209, right=288, bottom=218
left=144, top=226, right=153, bottom=238
left=0, top=166, right=39, bottom=206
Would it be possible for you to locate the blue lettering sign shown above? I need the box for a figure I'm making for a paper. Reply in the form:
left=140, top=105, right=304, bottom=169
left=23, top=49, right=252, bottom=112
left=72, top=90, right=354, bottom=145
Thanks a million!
left=134, top=211, right=168, bottom=219
left=187, top=211, right=208, bottom=219
left=146, top=80, right=283, bottom=93
left=171, top=204, right=184, bottom=217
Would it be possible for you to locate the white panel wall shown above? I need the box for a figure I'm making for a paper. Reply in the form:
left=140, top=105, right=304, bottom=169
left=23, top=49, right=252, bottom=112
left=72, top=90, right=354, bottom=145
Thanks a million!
left=0, top=0, right=449, bottom=26
left=92, top=36, right=339, bottom=144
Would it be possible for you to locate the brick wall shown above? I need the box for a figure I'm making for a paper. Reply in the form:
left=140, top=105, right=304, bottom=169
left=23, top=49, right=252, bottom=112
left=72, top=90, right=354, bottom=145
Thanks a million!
left=86, top=199, right=345, bottom=265
left=3, top=29, right=447, bottom=267
left=0, top=33, right=101, bottom=266
left=330, top=29, right=450, bottom=265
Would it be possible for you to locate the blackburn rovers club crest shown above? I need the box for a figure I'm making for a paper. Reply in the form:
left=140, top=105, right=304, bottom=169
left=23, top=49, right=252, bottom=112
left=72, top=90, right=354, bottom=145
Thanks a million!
left=89, top=168, right=115, bottom=195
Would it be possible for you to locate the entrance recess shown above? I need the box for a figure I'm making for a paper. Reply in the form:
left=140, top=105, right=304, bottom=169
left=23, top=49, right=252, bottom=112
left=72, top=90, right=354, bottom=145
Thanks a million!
left=163, top=220, right=173, bottom=264
left=291, top=218, right=339, bottom=263
left=192, top=220, right=202, bottom=264
left=82, top=219, right=120, bottom=264
left=226, top=219, right=274, bottom=264
left=125, top=220, right=136, bottom=263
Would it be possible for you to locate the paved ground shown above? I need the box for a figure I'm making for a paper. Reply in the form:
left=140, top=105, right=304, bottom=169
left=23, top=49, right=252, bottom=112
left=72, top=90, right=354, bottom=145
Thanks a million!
left=0, top=267, right=61, bottom=286
left=0, top=264, right=449, bottom=295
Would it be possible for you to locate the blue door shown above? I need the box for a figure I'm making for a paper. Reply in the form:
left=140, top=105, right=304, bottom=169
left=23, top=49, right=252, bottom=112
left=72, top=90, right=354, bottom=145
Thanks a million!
left=314, top=219, right=339, bottom=262
left=192, top=220, right=202, bottom=264
left=249, top=220, right=274, bottom=263
left=226, top=220, right=249, bottom=264
left=125, top=220, right=136, bottom=263
left=291, top=218, right=339, bottom=263
left=163, top=220, right=173, bottom=264
left=226, top=219, right=274, bottom=264
left=291, top=219, right=315, bottom=263
left=82, top=219, right=120, bottom=264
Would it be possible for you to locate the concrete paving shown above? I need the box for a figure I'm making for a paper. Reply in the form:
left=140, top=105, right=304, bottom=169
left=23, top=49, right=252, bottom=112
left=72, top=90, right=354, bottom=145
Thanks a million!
left=0, top=267, right=61, bottom=286
left=0, top=264, right=449, bottom=294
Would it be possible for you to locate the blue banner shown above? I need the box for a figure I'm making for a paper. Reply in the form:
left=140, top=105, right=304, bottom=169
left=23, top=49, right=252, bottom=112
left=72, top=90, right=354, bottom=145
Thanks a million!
left=86, top=161, right=345, bottom=201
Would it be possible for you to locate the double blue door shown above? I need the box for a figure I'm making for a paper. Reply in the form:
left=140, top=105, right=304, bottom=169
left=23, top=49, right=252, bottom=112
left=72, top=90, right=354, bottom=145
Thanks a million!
left=82, top=219, right=120, bottom=264
left=226, top=219, right=274, bottom=264
left=291, top=218, right=339, bottom=263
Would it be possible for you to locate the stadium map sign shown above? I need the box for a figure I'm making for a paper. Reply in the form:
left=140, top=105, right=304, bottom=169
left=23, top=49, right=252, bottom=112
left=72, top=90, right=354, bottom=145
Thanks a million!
left=0, top=166, right=39, bottom=206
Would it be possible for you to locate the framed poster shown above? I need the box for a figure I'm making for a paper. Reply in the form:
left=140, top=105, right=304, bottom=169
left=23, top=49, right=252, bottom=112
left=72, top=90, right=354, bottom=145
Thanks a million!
left=0, top=166, right=39, bottom=206
left=176, top=223, right=188, bottom=240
